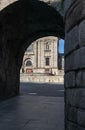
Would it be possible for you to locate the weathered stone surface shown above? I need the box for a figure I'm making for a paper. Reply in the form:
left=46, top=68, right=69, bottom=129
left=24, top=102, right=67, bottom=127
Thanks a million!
left=79, top=20, right=85, bottom=47
left=65, top=71, right=76, bottom=88
left=66, top=105, right=85, bottom=128
left=65, top=0, right=85, bottom=32
left=65, top=88, right=85, bottom=109
left=78, top=110, right=85, bottom=128
left=65, top=51, right=75, bottom=71
left=76, top=71, right=85, bottom=87
left=65, top=0, right=85, bottom=130
left=65, top=26, right=79, bottom=55
left=65, top=89, right=80, bottom=107
left=66, top=121, right=85, bottom=130
left=66, top=121, right=78, bottom=130
left=64, top=0, right=72, bottom=15
left=65, top=47, right=85, bottom=71
left=66, top=105, right=78, bottom=123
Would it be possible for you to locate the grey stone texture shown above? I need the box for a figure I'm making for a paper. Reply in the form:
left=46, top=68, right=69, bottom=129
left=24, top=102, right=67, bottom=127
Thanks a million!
left=65, top=88, right=85, bottom=108
left=65, top=106, right=85, bottom=129
left=65, top=20, right=85, bottom=56
left=64, top=0, right=72, bottom=15
left=66, top=121, right=85, bottom=130
left=65, top=26, right=79, bottom=56
left=65, top=47, right=85, bottom=72
left=65, top=87, right=85, bottom=129
left=79, top=20, right=85, bottom=47
left=78, top=110, right=85, bottom=127
left=65, top=0, right=85, bottom=32
left=65, top=0, right=85, bottom=129
left=65, top=71, right=76, bottom=88
left=76, top=71, right=85, bottom=87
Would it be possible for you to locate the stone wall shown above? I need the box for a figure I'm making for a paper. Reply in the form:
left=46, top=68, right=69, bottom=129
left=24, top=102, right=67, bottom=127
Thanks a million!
left=20, top=74, right=64, bottom=84
left=65, top=0, right=85, bottom=129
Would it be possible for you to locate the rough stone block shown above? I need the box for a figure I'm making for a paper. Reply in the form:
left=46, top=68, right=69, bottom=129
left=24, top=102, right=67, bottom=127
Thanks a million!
left=67, top=105, right=78, bottom=123
left=66, top=121, right=78, bottom=130
left=65, top=53, right=72, bottom=71
left=65, top=47, right=85, bottom=72
left=65, top=71, right=76, bottom=88
left=65, top=27, right=79, bottom=55
left=65, top=89, right=80, bottom=107
left=64, top=0, right=72, bottom=15
left=78, top=110, right=85, bottom=128
left=73, top=47, right=85, bottom=70
left=79, top=20, right=85, bottom=47
left=66, top=121, right=85, bottom=130
left=65, top=88, right=85, bottom=109
left=65, top=0, right=85, bottom=32
left=65, top=26, right=79, bottom=56
left=76, top=71, right=85, bottom=87
left=64, top=0, right=77, bottom=16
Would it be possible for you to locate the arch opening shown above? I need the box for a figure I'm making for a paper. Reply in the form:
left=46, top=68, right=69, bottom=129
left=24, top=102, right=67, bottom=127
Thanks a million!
left=26, top=60, right=32, bottom=67
left=20, top=36, right=64, bottom=130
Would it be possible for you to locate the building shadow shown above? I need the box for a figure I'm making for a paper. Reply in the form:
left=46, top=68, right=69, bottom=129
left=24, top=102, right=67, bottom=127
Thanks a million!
left=20, top=82, right=64, bottom=97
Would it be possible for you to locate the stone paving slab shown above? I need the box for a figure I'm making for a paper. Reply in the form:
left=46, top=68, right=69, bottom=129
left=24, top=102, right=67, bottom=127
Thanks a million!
left=0, top=83, right=64, bottom=130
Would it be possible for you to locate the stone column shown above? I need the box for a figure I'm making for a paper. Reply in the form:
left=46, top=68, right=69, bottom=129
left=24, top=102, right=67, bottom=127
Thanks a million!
left=64, top=0, right=85, bottom=129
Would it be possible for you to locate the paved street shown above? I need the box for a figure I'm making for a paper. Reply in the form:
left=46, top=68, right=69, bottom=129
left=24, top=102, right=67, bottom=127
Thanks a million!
left=0, top=82, right=64, bottom=130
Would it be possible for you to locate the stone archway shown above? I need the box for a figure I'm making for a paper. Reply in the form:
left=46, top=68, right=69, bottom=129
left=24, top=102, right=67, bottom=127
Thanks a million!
left=0, top=0, right=64, bottom=99
left=1, top=0, right=85, bottom=130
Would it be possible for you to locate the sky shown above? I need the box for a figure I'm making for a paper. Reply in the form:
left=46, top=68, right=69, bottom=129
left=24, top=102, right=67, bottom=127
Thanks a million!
left=58, top=39, right=64, bottom=54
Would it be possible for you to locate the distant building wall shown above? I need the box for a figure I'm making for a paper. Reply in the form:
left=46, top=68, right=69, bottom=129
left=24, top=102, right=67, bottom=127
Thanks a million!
left=20, top=73, right=64, bottom=84
left=20, top=36, right=64, bottom=83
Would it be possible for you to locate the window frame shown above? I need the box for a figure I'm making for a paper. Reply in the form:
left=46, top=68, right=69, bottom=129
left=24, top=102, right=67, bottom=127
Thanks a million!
left=45, top=57, right=50, bottom=66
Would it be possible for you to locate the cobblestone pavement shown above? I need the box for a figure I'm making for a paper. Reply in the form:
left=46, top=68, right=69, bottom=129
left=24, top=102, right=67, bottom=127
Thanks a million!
left=0, top=82, right=64, bottom=130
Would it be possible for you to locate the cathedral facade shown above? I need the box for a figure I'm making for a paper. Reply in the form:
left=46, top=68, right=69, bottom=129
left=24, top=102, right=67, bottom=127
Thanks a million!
left=20, top=36, right=64, bottom=83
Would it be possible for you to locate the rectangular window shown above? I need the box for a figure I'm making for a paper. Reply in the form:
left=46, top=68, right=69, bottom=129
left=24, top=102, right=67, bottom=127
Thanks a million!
left=45, top=58, right=50, bottom=66
left=46, top=43, right=49, bottom=50
left=44, top=43, right=49, bottom=50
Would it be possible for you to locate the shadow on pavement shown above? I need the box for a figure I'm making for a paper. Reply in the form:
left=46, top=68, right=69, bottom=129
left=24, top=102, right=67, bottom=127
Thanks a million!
left=20, top=82, right=64, bottom=97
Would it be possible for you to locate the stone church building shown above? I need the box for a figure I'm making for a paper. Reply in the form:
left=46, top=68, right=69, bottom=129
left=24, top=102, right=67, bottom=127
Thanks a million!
left=20, top=36, right=64, bottom=83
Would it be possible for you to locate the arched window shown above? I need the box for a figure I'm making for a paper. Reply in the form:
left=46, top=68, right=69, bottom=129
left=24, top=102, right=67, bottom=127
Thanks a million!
left=26, top=60, right=32, bottom=66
